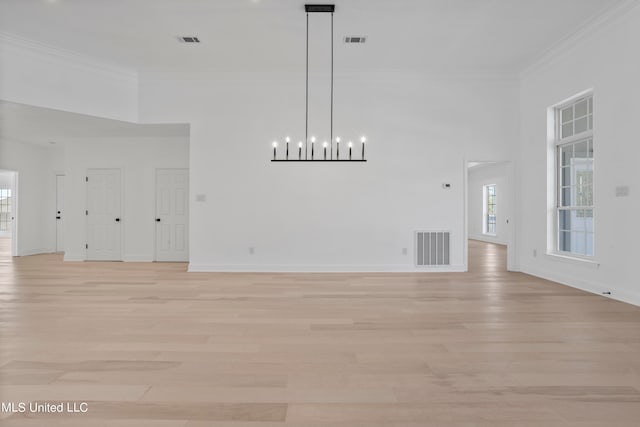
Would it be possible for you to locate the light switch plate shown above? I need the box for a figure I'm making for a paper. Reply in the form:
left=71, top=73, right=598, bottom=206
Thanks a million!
left=615, top=186, right=629, bottom=197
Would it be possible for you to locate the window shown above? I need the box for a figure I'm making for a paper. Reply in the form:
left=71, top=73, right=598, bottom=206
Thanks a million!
left=483, top=184, right=496, bottom=235
left=555, top=95, right=593, bottom=256
left=0, top=188, right=12, bottom=232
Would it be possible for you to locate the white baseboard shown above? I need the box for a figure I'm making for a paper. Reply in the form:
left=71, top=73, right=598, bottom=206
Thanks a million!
left=187, top=263, right=467, bottom=273
left=64, top=254, right=155, bottom=262
left=520, top=263, right=640, bottom=307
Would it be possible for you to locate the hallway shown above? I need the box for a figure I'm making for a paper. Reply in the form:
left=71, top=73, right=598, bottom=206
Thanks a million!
left=468, top=239, right=507, bottom=273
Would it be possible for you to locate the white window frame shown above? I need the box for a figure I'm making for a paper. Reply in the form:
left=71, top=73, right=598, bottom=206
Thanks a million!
left=553, top=93, right=594, bottom=259
left=482, top=184, right=497, bottom=236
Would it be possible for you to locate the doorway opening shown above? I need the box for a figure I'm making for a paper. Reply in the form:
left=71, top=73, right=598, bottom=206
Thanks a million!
left=465, top=161, right=516, bottom=272
left=0, top=170, right=18, bottom=260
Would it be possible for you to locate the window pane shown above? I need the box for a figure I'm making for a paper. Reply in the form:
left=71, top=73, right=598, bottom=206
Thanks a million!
left=584, top=210, right=594, bottom=231
left=559, top=209, right=571, bottom=231
left=562, top=123, right=573, bottom=138
left=574, top=141, right=589, bottom=158
left=561, top=146, right=572, bottom=166
left=561, top=167, right=571, bottom=186
left=562, top=107, right=573, bottom=123
left=572, top=232, right=586, bottom=255
left=484, top=185, right=497, bottom=235
left=559, top=231, right=571, bottom=252
left=574, top=99, right=588, bottom=118
left=562, top=186, right=572, bottom=206
left=586, top=233, right=594, bottom=256
left=487, top=219, right=496, bottom=234
left=573, top=211, right=586, bottom=231
left=588, top=97, right=593, bottom=114
left=577, top=185, right=593, bottom=206
left=574, top=117, right=588, bottom=134
left=588, top=114, right=593, bottom=130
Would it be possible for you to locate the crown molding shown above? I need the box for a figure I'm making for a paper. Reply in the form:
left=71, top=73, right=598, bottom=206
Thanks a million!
left=0, top=31, right=137, bottom=80
left=520, top=0, right=640, bottom=79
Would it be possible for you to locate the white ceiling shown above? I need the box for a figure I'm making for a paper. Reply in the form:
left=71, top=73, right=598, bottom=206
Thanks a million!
left=0, top=101, right=189, bottom=145
left=0, top=0, right=626, bottom=73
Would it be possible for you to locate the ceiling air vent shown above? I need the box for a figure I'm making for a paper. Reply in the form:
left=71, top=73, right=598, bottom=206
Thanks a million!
left=179, top=36, right=200, bottom=43
left=344, top=36, right=366, bottom=44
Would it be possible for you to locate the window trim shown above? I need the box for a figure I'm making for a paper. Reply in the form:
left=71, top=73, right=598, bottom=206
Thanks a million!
left=552, top=93, right=595, bottom=259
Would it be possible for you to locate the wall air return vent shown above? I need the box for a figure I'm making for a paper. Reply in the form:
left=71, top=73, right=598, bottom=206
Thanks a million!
left=179, top=36, right=200, bottom=43
left=416, top=231, right=450, bottom=266
left=344, top=36, right=366, bottom=44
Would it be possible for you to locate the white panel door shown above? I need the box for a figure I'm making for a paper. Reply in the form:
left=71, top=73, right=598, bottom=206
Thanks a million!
left=55, top=174, right=65, bottom=252
left=155, top=169, right=189, bottom=262
left=86, top=169, right=121, bottom=261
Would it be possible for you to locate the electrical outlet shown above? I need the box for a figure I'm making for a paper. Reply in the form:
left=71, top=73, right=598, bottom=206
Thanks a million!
left=249, top=247, right=255, bottom=255
left=402, top=248, right=408, bottom=255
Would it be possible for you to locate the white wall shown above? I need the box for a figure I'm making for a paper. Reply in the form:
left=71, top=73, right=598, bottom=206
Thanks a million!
left=468, top=162, right=511, bottom=245
left=0, top=172, right=12, bottom=187
left=63, top=138, right=189, bottom=261
left=518, top=3, right=640, bottom=305
left=0, top=139, right=60, bottom=255
left=139, top=71, right=518, bottom=271
left=0, top=34, right=137, bottom=122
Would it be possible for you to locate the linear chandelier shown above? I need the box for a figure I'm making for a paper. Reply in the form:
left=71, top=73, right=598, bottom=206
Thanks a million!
left=271, top=4, right=367, bottom=162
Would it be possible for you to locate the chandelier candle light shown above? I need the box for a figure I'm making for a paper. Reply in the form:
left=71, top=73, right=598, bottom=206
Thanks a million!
left=270, top=4, right=367, bottom=162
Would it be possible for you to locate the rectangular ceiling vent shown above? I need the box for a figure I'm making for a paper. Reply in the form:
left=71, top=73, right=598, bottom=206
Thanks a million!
left=344, top=36, right=366, bottom=44
left=416, top=231, right=450, bottom=266
left=179, top=36, right=200, bottom=43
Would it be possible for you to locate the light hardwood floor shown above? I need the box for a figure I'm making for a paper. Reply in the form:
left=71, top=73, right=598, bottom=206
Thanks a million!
left=0, top=236, right=11, bottom=262
left=1, top=240, right=640, bottom=426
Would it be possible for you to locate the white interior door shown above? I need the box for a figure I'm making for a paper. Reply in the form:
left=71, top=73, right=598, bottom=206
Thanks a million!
left=55, top=174, right=65, bottom=252
left=86, top=169, right=121, bottom=261
left=155, top=169, right=189, bottom=262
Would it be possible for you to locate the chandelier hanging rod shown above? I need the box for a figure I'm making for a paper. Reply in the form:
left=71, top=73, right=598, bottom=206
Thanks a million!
left=270, top=3, right=367, bottom=163
left=305, top=4, right=336, bottom=160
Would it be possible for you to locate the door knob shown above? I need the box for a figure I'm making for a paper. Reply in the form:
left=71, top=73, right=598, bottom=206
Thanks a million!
left=115, top=218, right=120, bottom=222
left=156, top=218, right=161, bottom=222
